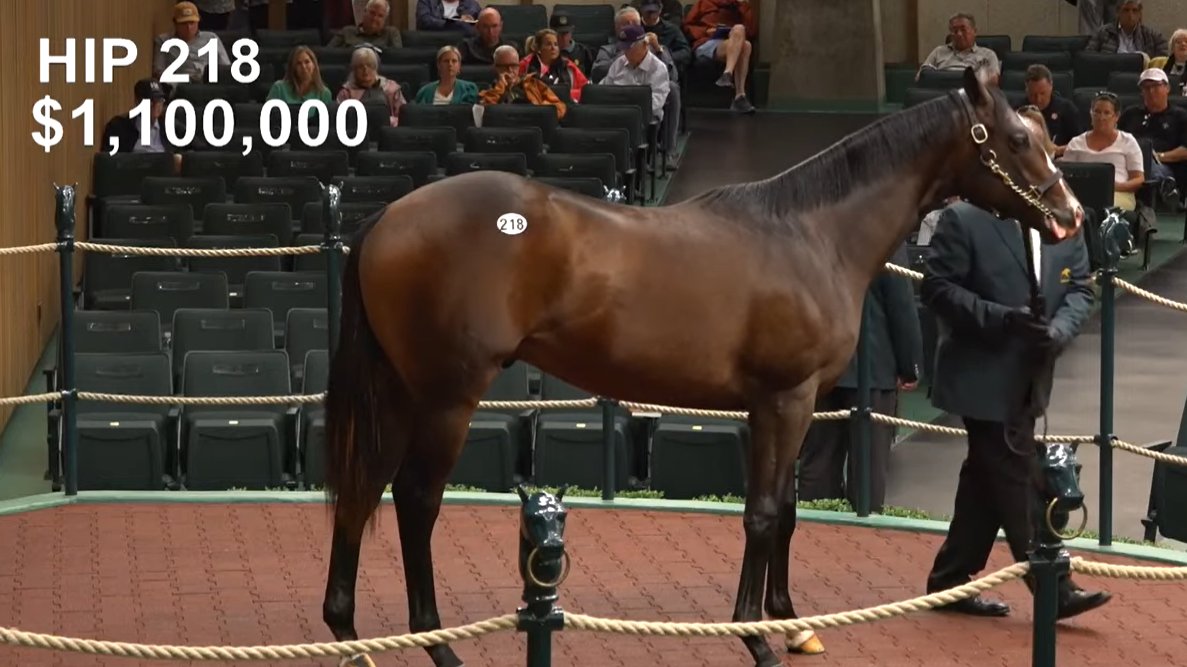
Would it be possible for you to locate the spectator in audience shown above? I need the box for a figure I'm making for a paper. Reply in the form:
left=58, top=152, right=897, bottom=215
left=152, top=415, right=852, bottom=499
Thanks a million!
left=917, top=13, right=999, bottom=85
left=1019, top=64, right=1081, bottom=154
left=550, top=13, right=595, bottom=77
left=336, top=44, right=407, bottom=126
left=193, top=0, right=234, bottom=31
left=600, top=24, right=671, bottom=124
left=152, top=2, right=230, bottom=83
left=632, top=0, right=685, bottom=23
left=522, top=28, right=589, bottom=103
left=461, top=8, right=516, bottom=65
left=798, top=241, right=921, bottom=515
left=1119, top=68, right=1187, bottom=206
left=1085, top=0, right=1166, bottom=61
left=593, top=7, right=686, bottom=159
left=415, top=0, right=482, bottom=36
left=593, top=8, right=677, bottom=81
left=640, top=0, right=692, bottom=71
left=1163, top=29, right=1187, bottom=96
left=684, top=0, right=757, bottom=113
left=414, top=45, right=479, bottom=105
left=1062, top=92, right=1144, bottom=213
left=921, top=112, right=1107, bottom=622
left=480, top=45, right=568, bottom=119
left=267, top=46, right=334, bottom=104
left=329, top=0, right=403, bottom=49
left=100, top=79, right=178, bottom=167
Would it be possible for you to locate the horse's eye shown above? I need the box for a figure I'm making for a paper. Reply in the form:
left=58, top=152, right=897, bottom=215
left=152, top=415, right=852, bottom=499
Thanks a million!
left=1009, top=132, right=1029, bottom=151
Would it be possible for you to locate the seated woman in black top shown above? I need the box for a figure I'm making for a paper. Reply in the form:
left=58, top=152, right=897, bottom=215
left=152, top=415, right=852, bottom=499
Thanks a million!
left=520, top=28, right=589, bottom=103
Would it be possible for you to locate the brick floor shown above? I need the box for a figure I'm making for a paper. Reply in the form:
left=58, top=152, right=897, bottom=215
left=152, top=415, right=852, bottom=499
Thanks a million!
left=1, top=502, right=1185, bottom=667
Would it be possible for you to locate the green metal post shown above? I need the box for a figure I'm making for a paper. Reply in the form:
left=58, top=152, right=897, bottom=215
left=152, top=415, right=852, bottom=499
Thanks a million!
left=853, top=297, right=873, bottom=517
left=1029, top=540, right=1066, bottom=667
left=599, top=397, right=617, bottom=501
left=55, top=184, right=79, bottom=497
left=1097, top=263, right=1117, bottom=547
left=516, top=486, right=568, bottom=667
left=322, top=184, right=343, bottom=354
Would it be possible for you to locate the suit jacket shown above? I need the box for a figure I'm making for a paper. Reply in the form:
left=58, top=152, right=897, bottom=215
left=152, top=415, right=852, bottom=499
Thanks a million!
left=922, top=202, right=1094, bottom=422
left=835, top=244, right=923, bottom=391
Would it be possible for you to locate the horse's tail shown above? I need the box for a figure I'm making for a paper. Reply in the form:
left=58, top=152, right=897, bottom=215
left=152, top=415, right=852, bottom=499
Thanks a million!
left=323, top=210, right=398, bottom=532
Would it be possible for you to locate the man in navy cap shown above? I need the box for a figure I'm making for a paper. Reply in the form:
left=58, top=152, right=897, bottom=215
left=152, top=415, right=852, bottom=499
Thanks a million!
left=100, top=79, right=173, bottom=157
left=550, top=11, right=594, bottom=77
left=599, top=24, right=671, bottom=127
left=638, top=0, right=691, bottom=70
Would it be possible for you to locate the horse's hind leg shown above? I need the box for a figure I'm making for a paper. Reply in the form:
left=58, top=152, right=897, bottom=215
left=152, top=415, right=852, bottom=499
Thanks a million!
left=324, top=465, right=399, bottom=665
left=391, top=402, right=476, bottom=667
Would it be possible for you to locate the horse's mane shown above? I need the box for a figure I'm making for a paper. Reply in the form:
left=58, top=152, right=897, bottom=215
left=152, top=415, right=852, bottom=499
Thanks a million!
left=694, top=91, right=966, bottom=228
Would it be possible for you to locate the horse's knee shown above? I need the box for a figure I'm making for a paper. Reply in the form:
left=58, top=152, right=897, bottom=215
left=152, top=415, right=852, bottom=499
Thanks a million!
left=743, top=497, right=779, bottom=538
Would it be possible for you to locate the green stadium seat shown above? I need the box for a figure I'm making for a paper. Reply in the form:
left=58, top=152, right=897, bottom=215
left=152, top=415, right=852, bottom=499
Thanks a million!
left=533, top=374, right=634, bottom=491
left=74, top=352, right=174, bottom=490
left=180, top=350, right=292, bottom=490
left=649, top=414, right=749, bottom=500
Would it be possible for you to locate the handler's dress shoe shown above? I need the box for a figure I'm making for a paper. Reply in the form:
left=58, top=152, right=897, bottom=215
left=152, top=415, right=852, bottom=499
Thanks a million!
left=1057, top=588, right=1112, bottom=619
left=933, top=595, right=1011, bottom=617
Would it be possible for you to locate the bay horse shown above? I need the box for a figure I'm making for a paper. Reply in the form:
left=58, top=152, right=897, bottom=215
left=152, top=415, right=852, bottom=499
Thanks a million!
left=320, top=67, right=1084, bottom=667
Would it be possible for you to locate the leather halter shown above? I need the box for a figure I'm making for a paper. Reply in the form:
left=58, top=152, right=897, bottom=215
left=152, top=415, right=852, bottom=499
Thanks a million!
left=951, top=88, right=1053, bottom=317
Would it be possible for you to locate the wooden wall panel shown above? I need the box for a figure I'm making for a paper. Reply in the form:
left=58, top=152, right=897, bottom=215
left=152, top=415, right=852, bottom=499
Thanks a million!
left=0, top=1, right=164, bottom=430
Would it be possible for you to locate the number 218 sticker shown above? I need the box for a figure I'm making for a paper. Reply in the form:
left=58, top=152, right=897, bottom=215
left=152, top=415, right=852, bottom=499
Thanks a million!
left=497, top=213, right=528, bottom=235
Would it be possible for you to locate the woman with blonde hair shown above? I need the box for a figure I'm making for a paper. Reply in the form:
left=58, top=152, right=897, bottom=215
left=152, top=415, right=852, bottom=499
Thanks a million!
left=521, top=27, right=588, bottom=102
left=414, top=45, right=479, bottom=105
left=1162, top=29, right=1187, bottom=95
left=335, top=44, right=406, bottom=126
left=266, top=46, right=332, bottom=103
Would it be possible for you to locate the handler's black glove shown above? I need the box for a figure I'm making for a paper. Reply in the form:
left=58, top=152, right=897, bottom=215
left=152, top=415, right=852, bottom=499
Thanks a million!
left=1004, top=307, right=1056, bottom=346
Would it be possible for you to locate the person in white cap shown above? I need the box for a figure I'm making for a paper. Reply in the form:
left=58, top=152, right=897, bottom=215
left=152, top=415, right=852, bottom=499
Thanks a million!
left=1118, top=67, right=1187, bottom=205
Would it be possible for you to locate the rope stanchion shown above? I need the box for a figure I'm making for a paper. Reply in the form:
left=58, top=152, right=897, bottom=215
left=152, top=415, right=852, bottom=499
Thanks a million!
left=0, top=242, right=58, bottom=256
left=1112, top=277, right=1187, bottom=313
left=1071, top=557, right=1187, bottom=581
left=0, top=614, right=519, bottom=662
left=564, top=562, right=1031, bottom=637
left=0, top=391, right=61, bottom=407
left=74, top=242, right=323, bottom=257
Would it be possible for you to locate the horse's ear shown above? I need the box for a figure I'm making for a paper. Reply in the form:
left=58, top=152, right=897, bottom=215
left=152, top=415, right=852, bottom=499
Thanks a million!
left=516, top=485, right=529, bottom=503
left=961, top=66, right=988, bottom=107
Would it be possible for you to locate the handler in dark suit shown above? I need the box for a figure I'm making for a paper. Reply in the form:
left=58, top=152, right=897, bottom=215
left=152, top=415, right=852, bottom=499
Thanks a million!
left=921, top=200, right=1110, bottom=619
left=799, top=243, right=923, bottom=513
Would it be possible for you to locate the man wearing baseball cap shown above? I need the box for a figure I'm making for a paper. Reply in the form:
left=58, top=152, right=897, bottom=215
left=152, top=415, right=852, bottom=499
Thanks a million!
left=638, top=0, right=691, bottom=70
left=549, top=12, right=594, bottom=77
left=1119, top=67, right=1187, bottom=207
left=99, top=79, right=175, bottom=160
left=599, top=24, right=670, bottom=126
left=152, top=1, right=230, bottom=83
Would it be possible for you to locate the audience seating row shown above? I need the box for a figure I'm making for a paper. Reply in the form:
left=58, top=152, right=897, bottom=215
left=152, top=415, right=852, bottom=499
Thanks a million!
left=58, top=335, right=749, bottom=499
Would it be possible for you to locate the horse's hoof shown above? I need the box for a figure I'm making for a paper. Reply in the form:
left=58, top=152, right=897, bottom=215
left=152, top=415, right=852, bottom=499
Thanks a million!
left=339, top=654, right=377, bottom=667
left=786, top=629, right=825, bottom=655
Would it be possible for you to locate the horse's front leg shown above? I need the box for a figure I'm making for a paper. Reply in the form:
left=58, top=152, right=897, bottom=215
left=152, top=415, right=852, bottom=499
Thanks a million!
left=763, top=387, right=826, bottom=656
left=733, top=385, right=815, bottom=667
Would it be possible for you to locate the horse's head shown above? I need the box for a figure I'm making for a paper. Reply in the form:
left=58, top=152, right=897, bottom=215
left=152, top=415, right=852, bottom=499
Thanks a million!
left=951, top=67, right=1084, bottom=245
left=516, top=485, right=570, bottom=599
left=1036, top=441, right=1087, bottom=542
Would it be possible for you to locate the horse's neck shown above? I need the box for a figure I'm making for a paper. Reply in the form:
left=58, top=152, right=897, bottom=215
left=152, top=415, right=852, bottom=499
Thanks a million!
left=822, top=143, right=958, bottom=296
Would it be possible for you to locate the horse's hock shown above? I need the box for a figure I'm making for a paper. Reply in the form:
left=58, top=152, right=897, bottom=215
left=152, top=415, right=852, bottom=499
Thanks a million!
left=3, top=499, right=1187, bottom=667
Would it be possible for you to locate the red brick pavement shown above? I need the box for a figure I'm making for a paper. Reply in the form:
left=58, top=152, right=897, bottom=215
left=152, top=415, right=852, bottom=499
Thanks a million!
left=1, top=502, right=1185, bottom=667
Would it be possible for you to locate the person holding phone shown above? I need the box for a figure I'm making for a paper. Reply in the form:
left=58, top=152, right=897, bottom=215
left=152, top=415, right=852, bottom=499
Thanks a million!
left=682, top=0, right=757, bottom=113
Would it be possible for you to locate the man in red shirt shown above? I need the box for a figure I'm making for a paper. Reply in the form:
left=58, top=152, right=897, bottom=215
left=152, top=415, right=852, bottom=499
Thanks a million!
left=683, top=0, right=757, bottom=113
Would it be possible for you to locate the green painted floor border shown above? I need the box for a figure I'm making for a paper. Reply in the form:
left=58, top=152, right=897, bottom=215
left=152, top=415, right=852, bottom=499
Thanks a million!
left=4, top=490, right=1185, bottom=567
